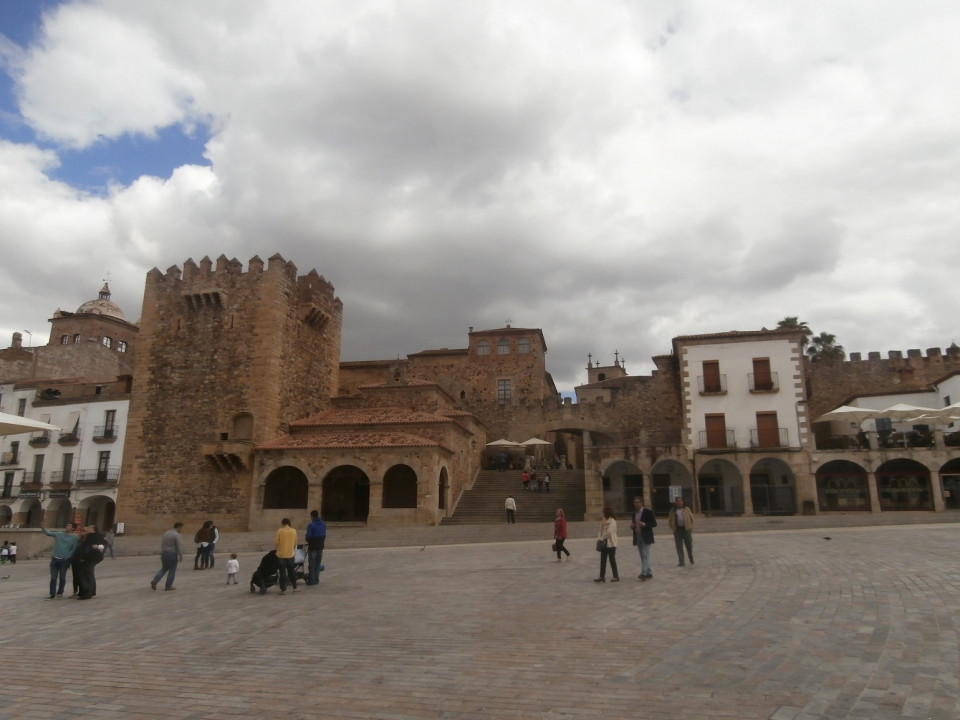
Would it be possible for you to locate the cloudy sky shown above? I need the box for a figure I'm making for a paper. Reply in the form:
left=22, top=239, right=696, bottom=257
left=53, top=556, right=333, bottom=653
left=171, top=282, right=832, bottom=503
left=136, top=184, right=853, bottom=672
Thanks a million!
left=1, top=1, right=958, bottom=393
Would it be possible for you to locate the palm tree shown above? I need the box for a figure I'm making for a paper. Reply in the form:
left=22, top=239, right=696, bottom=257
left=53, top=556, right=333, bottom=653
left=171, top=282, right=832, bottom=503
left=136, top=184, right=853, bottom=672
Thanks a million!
left=776, top=317, right=812, bottom=349
left=806, top=332, right=845, bottom=363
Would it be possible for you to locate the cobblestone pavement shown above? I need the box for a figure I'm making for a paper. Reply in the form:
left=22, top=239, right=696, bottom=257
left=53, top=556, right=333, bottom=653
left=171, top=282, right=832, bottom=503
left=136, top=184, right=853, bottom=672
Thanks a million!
left=1, top=523, right=959, bottom=719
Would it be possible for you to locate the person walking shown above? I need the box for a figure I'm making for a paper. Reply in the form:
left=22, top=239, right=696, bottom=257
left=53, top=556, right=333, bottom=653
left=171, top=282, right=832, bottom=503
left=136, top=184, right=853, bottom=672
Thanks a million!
left=275, top=518, right=299, bottom=594
left=521, top=471, right=530, bottom=492
left=41, top=522, right=79, bottom=599
left=544, top=473, right=551, bottom=493
left=594, top=507, right=619, bottom=582
left=631, top=496, right=657, bottom=580
left=553, top=508, right=571, bottom=561
left=151, top=522, right=184, bottom=591
left=668, top=496, right=694, bottom=566
left=7, top=541, right=16, bottom=564
left=305, top=510, right=326, bottom=586
left=505, top=495, right=517, bottom=523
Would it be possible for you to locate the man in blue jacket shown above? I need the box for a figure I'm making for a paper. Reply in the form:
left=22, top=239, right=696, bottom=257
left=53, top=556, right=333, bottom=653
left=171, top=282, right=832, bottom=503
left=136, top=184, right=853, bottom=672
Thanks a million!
left=631, top=497, right=657, bottom=581
left=41, top=522, right=79, bottom=599
left=305, top=510, right=326, bottom=587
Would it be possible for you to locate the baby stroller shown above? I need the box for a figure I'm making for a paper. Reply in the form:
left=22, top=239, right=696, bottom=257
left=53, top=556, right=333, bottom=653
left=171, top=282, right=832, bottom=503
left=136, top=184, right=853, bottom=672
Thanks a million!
left=250, top=550, right=280, bottom=594
left=293, top=544, right=307, bottom=581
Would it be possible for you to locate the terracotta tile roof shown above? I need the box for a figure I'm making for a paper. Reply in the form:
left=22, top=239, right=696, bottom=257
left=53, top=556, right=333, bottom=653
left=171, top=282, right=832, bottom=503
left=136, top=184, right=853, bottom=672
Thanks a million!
left=290, top=408, right=453, bottom=427
left=257, top=431, right=439, bottom=450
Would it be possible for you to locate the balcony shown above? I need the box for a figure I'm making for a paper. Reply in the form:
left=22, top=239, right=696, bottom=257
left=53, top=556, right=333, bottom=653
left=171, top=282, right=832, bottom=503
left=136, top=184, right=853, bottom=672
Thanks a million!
left=698, top=374, right=727, bottom=395
left=28, top=431, right=52, bottom=447
left=58, top=428, right=82, bottom=446
left=698, top=429, right=736, bottom=450
left=49, top=470, right=76, bottom=489
left=0, top=452, right=19, bottom=466
left=748, top=372, right=779, bottom=393
left=202, top=441, right=254, bottom=472
left=77, top=467, right=121, bottom=485
left=92, top=425, right=118, bottom=443
left=749, top=427, right=790, bottom=449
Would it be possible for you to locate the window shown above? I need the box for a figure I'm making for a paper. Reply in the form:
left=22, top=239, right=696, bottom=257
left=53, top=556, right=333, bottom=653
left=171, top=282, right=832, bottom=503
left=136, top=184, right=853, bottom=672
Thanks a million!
left=752, top=358, right=773, bottom=391
left=31, top=454, right=44, bottom=483
left=104, top=410, right=116, bottom=438
left=476, top=340, right=490, bottom=356
left=497, top=339, right=510, bottom=355
left=97, top=451, right=110, bottom=481
left=497, top=379, right=512, bottom=405
left=117, top=340, right=127, bottom=353
left=101, top=336, right=112, bottom=348
left=17, top=399, right=26, bottom=417
left=73, top=334, right=81, bottom=343
left=518, top=338, right=530, bottom=354
left=60, top=335, right=69, bottom=345
left=704, top=414, right=728, bottom=449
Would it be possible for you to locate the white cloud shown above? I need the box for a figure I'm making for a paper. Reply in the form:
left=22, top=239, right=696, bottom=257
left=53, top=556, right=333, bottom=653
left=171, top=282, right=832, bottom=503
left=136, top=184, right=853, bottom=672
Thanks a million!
left=2, top=0, right=960, bottom=390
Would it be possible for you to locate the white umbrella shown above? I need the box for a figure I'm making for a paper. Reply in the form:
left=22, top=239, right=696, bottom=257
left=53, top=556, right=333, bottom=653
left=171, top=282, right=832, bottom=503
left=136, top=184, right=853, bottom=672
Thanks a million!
left=520, top=438, right=552, bottom=446
left=910, top=401, right=960, bottom=424
left=876, top=403, right=940, bottom=422
left=814, top=406, right=880, bottom=425
left=0, top=412, right=61, bottom=436
left=485, top=438, right=520, bottom=447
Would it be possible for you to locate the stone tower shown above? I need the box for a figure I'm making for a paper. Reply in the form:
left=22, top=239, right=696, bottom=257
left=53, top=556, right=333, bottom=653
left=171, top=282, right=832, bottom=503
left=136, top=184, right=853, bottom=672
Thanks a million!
left=115, top=254, right=343, bottom=533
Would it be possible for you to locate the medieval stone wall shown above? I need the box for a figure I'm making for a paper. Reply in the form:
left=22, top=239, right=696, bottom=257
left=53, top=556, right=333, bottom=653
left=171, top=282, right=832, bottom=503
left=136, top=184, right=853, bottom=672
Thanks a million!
left=116, top=254, right=343, bottom=534
left=806, top=348, right=960, bottom=419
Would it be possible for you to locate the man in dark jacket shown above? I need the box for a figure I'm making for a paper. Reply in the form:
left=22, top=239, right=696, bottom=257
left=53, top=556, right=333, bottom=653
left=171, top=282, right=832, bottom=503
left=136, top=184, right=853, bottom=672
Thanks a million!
left=305, top=510, right=326, bottom=586
left=631, top=497, right=657, bottom=580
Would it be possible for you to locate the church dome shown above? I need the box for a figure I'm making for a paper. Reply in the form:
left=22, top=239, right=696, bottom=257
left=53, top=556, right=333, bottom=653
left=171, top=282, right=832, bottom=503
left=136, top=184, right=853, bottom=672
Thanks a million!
left=76, top=283, right=126, bottom=320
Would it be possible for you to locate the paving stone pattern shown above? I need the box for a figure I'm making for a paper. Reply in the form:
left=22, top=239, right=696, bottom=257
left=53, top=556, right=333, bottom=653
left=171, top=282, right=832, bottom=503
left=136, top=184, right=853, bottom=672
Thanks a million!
left=1, top=523, right=959, bottom=719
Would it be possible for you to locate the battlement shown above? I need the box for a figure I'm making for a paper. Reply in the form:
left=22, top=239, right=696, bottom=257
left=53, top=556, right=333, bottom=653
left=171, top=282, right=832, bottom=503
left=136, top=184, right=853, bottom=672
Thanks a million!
left=146, top=253, right=340, bottom=309
left=847, top=346, right=960, bottom=364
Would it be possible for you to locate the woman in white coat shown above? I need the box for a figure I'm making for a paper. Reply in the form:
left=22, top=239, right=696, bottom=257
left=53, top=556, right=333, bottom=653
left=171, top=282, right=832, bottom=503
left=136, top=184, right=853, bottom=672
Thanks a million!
left=595, top=506, right=619, bottom=582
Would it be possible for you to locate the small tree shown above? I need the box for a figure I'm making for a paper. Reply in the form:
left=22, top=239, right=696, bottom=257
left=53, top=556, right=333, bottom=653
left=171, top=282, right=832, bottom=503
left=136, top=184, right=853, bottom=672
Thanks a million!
left=776, top=316, right=812, bottom=348
left=806, top=332, right=845, bottom=362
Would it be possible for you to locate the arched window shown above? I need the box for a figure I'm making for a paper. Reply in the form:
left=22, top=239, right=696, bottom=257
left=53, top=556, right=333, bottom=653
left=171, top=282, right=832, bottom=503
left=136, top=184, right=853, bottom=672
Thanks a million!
left=73, top=334, right=81, bottom=343
left=518, top=338, right=530, bottom=354
left=60, top=335, right=69, bottom=345
left=382, top=464, right=418, bottom=508
left=476, top=340, right=490, bottom=356
left=497, top=339, right=510, bottom=355
left=101, top=336, right=112, bottom=349
left=117, top=340, right=128, bottom=353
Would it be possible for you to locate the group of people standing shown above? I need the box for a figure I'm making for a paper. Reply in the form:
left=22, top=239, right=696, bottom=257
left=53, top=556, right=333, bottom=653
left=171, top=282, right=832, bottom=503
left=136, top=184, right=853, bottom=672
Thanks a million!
left=520, top=470, right=550, bottom=492
left=41, top=522, right=107, bottom=599
left=149, top=510, right=327, bottom=594
left=193, top=520, right=219, bottom=570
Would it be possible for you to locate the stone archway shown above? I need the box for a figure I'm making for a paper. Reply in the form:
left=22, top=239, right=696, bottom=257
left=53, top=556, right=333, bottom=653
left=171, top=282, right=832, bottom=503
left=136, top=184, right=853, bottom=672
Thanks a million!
left=816, top=460, right=870, bottom=511
left=76, top=495, right=116, bottom=531
left=263, top=466, right=309, bottom=509
left=749, top=458, right=797, bottom=516
left=438, top=467, right=449, bottom=512
left=46, top=498, right=74, bottom=528
left=650, top=459, right=694, bottom=516
left=697, top=458, right=744, bottom=515
left=322, top=466, right=370, bottom=522
left=383, top=464, right=418, bottom=508
left=20, top=498, right=42, bottom=528
left=0, top=505, right=11, bottom=525
left=940, top=458, right=960, bottom=510
left=602, top=460, right=643, bottom=514
left=876, top=458, right=932, bottom=510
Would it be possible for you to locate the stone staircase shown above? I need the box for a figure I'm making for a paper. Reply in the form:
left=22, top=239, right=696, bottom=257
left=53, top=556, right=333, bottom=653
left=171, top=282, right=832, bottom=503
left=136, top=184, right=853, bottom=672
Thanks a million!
left=442, top=469, right=587, bottom=524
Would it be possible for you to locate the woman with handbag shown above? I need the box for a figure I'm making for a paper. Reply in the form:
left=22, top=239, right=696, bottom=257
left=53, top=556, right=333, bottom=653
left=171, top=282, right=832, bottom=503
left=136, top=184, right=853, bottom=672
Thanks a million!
left=594, top=507, right=619, bottom=582
left=554, top=508, right=571, bottom=561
